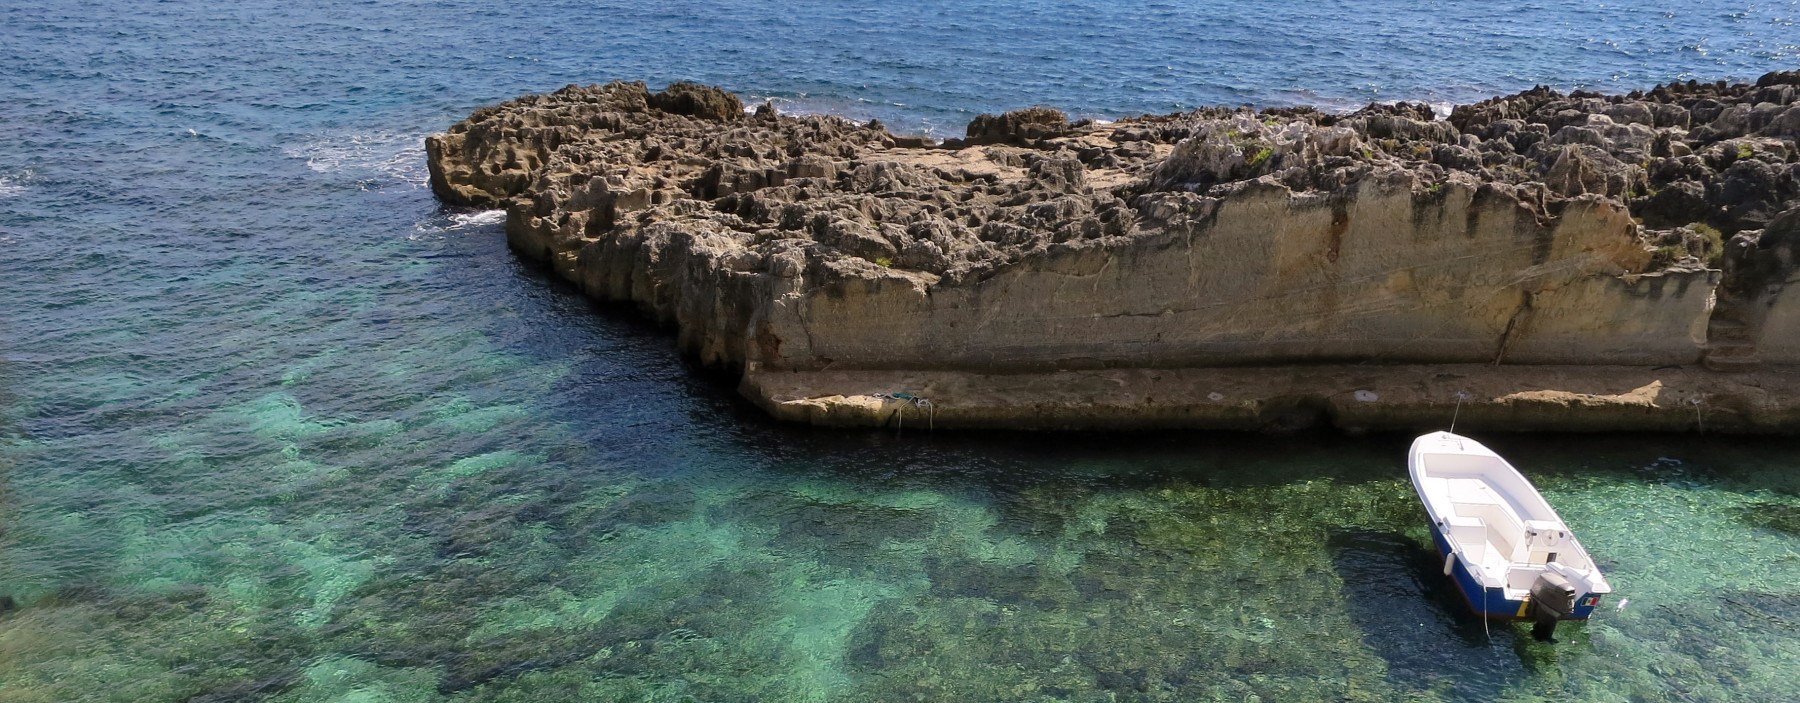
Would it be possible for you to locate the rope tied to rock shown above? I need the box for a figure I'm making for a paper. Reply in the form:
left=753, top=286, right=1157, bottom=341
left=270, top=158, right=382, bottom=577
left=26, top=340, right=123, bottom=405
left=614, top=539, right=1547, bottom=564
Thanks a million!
left=874, top=392, right=935, bottom=432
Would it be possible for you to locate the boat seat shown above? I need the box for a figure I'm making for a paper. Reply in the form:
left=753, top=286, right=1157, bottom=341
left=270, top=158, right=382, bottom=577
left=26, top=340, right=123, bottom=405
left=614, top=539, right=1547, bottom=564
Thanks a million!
left=1444, top=479, right=1527, bottom=536
left=1449, top=501, right=1523, bottom=569
left=1443, top=515, right=1487, bottom=562
left=1506, top=565, right=1547, bottom=591
left=1443, top=514, right=1485, bottom=540
left=1419, top=453, right=1505, bottom=478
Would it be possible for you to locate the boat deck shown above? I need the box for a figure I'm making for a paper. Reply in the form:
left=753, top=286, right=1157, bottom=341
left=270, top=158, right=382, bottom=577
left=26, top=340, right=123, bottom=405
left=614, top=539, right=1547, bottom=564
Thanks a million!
left=1410, top=431, right=1612, bottom=618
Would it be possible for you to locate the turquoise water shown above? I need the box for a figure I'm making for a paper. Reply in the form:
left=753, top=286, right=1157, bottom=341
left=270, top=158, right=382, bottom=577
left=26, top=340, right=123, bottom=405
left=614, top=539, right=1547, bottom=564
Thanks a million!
left=3, top=0, right=1800, bottom=700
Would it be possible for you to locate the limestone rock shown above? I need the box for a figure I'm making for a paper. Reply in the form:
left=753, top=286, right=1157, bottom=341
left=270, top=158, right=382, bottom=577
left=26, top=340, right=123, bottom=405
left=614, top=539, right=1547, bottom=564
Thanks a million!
left=1706, top=207, right=1800, bottom=369
left=426, top=73, right=1800, bottom=430
left=646, top=81, right=743, bottom=122
left=963, top=107, right=1077, bottom=145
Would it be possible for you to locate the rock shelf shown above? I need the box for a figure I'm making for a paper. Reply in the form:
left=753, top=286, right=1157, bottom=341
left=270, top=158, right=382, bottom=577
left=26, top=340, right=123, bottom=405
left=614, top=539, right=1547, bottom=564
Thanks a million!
left=427, top=75, right=1800, bottom=432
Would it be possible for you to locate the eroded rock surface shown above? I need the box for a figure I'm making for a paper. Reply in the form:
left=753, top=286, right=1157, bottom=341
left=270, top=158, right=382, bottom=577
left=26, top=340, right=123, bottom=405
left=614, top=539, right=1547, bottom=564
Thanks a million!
left=427, top=75, right=1800, bottom=431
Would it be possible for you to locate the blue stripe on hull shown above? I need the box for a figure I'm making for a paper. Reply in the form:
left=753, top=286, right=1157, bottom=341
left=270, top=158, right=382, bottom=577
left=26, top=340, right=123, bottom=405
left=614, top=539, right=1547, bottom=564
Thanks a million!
left=1428, top=522, right=1598, bottom=621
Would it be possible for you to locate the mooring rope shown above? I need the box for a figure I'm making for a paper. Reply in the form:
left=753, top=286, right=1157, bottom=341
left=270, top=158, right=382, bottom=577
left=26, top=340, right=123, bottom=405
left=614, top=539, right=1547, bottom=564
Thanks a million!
left=1451, top=391, right=1471, bottom=433
left=877, top=392, right=935, bottom=433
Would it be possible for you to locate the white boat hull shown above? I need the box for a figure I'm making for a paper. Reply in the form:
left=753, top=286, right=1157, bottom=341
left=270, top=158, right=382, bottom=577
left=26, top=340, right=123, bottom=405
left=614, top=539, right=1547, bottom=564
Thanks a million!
left=1408, top=432, right=1611, bottom=621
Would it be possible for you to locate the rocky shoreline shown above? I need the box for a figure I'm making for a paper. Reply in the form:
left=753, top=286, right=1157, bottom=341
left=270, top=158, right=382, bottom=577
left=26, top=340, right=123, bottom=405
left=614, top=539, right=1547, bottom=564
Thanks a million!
left=427, top=75, right=1800, bottom=433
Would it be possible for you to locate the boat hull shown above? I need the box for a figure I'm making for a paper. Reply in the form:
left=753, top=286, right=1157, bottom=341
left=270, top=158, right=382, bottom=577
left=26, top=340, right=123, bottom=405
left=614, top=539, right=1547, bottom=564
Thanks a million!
left=1428, top=522, right=1602, bottom=621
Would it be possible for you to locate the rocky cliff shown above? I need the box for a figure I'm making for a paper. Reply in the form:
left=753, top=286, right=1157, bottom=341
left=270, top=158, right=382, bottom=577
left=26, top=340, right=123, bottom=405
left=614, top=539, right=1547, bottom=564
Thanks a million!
left=427, top=76, right=1800, bottom=432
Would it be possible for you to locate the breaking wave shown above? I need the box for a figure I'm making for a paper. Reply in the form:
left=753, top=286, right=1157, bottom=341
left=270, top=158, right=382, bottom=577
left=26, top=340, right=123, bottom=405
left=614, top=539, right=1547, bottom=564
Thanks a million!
left=284, top=132, right=429, bottom=187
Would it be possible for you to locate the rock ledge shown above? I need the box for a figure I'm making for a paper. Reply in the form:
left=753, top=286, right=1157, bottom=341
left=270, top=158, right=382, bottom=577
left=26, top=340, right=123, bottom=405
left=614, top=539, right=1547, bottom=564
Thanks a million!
left=427, top=77, right=1800, bottom=432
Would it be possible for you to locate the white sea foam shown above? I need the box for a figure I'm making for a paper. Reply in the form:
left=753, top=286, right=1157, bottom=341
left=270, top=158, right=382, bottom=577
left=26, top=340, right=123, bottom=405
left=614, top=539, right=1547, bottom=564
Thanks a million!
left=448, top=209, right=506, bottom=229
left=0, top=169, right=31, bottom=199
left=411, top=208, right=506, bottom=240
left=284, top=132, right=429, bottom=187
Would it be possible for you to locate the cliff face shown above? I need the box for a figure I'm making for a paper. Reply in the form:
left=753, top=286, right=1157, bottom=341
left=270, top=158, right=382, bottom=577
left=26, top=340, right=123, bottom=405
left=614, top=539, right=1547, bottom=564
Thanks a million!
left=427, top=76, right=1800, bottom=432
left=1709, top=207, right=1800, bottom=367
left=776, top=184, right=1717, bottom=371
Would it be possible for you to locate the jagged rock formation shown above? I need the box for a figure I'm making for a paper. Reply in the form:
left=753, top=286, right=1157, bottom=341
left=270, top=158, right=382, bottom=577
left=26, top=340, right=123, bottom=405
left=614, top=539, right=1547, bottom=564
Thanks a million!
left=427, top=75, right=1800, bottom=432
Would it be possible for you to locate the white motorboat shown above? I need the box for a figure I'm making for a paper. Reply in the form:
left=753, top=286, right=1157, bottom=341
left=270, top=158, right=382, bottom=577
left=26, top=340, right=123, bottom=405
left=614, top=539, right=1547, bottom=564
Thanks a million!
left=1408, top=431, right=1612, bottom=634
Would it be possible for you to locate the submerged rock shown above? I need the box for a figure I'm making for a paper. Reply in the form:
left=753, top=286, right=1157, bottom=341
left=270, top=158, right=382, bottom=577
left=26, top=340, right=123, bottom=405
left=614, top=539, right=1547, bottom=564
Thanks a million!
left=426, top=76, right=1800, bottom=432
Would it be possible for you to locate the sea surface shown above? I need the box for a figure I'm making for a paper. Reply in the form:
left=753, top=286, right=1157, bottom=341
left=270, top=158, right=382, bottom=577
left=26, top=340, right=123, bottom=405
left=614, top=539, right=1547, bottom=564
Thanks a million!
left=3, top=1, right=1799, bottom=700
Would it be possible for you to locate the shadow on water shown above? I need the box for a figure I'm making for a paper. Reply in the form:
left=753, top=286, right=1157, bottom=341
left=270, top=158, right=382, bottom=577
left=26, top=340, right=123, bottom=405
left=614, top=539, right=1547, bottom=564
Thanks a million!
left=1720, top=590, right=1800, bottom=633
left=728, top=419, right=1420, bottom=488
left=1737, top=501, right=1800, bottom=535
left=491, top=231, right=1800, bottom=504
left=495, top=247, right=1428, bottom=491
left=1328, top=529, right=1545, bottom=700
left=1472, top=433, right=1800, bottom=499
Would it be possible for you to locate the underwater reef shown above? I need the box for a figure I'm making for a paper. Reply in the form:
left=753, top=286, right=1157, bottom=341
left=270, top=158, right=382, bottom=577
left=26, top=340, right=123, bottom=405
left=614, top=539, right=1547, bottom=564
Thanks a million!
left=427, top=75, right=1800, bottom=432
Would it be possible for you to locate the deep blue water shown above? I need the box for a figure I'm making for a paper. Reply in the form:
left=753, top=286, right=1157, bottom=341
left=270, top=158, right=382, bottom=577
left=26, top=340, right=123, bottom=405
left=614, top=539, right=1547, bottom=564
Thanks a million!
left=3, top=1, right=1799, bottom=701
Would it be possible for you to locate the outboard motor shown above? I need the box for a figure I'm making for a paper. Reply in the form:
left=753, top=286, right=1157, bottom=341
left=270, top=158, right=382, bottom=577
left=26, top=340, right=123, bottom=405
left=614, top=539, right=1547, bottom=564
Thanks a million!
left=1529, top=572, right=1577, bottom=641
